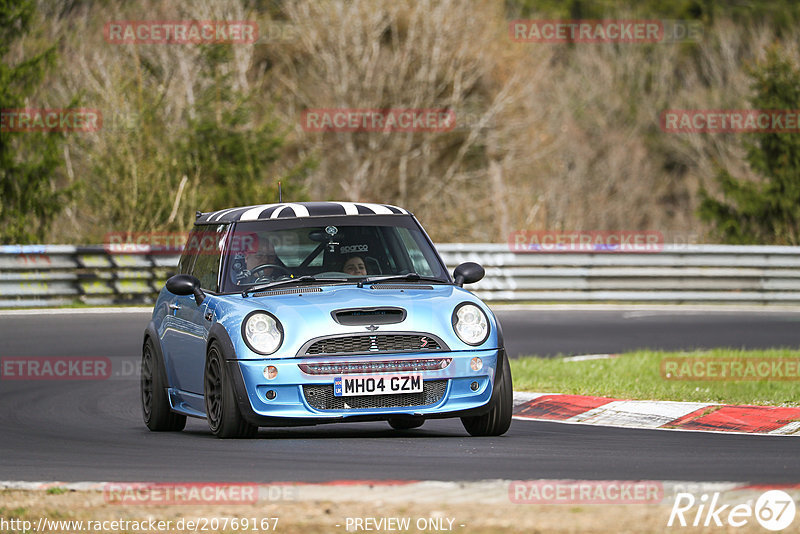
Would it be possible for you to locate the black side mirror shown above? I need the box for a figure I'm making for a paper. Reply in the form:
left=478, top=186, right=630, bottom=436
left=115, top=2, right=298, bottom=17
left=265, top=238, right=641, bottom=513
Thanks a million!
left=453, top=262, right=484, bottom=287
left=165, top=274, right=205, bottom=304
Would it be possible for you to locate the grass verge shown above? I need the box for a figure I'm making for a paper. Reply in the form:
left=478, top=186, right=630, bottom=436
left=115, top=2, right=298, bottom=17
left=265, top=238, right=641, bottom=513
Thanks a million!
left=510, top=348, right=800, bottom=406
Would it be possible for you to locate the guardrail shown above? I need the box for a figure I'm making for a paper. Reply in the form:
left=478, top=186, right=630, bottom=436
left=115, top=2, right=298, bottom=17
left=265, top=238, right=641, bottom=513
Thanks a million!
left=438, top=244, right=800, bottom=303
left=0, top=245, right=178, bottom=308
left=2, top=244, right=800, bottom=307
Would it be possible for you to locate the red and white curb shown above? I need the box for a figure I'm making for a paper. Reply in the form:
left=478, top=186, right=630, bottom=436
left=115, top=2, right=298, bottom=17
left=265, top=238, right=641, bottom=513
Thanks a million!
left=2, top=479, right=798, bottom=505
left=513, top=392, right=800, bottom=436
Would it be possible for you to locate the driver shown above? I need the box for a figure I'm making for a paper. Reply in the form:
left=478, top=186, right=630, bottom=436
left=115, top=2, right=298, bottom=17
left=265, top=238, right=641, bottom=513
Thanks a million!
left=246, top=237, right=277, bottom=273
left=231, top=235, right=280, bottom=285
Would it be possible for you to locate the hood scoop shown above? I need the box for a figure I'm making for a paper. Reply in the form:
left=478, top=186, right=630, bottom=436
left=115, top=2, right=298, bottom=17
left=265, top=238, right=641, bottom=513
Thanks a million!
left=332, top=307, right=406, bottom=326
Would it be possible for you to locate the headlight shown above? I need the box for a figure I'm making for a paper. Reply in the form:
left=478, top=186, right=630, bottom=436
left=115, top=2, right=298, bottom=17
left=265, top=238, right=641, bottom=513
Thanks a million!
left=452, top=303, right=489, bottom=346
left=243, top=311, right=283, bottom=355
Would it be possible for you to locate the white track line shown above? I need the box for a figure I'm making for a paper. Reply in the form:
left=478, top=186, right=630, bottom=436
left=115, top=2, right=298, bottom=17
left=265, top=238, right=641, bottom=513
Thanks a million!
left=0, top=307, right=152, bottom=316
left=561, top=354, right=618, bottom=362
left=490, top=304, right=800, bottom=313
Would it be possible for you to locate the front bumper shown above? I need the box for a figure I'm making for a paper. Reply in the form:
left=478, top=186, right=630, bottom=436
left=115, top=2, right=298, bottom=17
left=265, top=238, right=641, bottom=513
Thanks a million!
left=227, top=349, right=503, bottom=427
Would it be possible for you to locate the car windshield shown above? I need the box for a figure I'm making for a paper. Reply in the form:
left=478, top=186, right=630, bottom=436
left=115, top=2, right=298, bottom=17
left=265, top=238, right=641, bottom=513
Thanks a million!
left=222, top=216, right=449, bottom=292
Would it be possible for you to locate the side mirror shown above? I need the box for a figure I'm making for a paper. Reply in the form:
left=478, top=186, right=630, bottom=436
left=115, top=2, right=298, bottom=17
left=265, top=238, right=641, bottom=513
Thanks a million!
left=165, top=274, right=205, bottom=304
left=453, top=262, right=484, bottom=287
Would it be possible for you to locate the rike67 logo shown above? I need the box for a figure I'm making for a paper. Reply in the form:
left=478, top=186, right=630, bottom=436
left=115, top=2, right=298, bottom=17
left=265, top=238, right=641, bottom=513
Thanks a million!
left=668, top=490, right=796, bottom=531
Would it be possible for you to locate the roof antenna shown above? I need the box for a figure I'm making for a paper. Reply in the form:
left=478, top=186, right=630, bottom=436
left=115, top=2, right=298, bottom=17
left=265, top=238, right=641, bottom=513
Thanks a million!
left=278, top=181, right=282, bottom=203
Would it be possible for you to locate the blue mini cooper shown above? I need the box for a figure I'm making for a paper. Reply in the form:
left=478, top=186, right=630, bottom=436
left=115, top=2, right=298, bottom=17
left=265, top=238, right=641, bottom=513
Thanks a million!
left=142, top=202, right=512, bottom=438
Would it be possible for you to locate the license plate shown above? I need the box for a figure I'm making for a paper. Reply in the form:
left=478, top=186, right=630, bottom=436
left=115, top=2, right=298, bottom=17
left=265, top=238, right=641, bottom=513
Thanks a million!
left=334, top=374, right=423, bottom=397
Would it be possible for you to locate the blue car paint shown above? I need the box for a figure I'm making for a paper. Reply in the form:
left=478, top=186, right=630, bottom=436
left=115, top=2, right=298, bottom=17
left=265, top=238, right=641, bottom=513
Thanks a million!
left=152, top=283, right=501, bottom=422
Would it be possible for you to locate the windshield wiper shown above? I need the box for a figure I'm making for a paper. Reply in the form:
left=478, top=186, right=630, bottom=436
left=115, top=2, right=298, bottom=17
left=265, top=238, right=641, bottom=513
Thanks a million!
left=243, top=276, right=348, bottom=296
left=358, top=273, right=448, bottom=288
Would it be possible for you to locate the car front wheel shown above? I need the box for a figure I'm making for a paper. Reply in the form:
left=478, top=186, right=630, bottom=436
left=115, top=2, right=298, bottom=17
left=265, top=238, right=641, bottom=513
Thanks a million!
left=204, top=342, right=258, bottom=439
left=460, top=353, right=513, bottom=437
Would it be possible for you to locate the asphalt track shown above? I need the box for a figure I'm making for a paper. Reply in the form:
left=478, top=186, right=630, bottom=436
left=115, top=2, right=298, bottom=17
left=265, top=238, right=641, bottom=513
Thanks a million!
left=497, top=308, right=800, bottom=358
left=1, top=308, right=799, bottom=483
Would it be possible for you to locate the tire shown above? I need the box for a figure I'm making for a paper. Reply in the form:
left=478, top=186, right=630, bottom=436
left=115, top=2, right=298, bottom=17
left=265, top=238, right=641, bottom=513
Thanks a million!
left=141, top=337, right=186, bottom=432
left=388, top=418, right=424, bottom=430
left=204, top=342, right=258, bottom=439
left=461, top=352, right=513, bottom=437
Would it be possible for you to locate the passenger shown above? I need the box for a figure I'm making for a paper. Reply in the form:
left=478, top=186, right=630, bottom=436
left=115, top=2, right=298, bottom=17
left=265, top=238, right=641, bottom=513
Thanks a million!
left=342, top=255, right=368, bottom=276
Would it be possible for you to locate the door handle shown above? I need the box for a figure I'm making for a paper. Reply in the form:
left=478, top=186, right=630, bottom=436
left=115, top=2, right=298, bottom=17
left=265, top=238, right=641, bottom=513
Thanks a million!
left=168, top=304, right=181, bottom=311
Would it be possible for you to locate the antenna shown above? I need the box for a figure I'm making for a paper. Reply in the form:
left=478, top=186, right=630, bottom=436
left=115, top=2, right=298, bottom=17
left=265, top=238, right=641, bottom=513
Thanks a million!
left=278, top=181, right=282, bottom=203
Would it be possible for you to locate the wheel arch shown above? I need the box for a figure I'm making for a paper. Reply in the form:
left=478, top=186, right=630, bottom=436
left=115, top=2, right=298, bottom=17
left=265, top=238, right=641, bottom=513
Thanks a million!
left=207, top=322, right=237, bottom=361
left=143, top=321, right=172, bottom=387
left=206, top=323, right=254, bottom=419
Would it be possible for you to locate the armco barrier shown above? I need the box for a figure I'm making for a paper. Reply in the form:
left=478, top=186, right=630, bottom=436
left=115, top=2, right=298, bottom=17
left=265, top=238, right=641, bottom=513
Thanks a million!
left=1, top=244, right=800, bottom=307
left=0, top=245, right=179, bottom=308
left=437, top=244, right=800, bottom=303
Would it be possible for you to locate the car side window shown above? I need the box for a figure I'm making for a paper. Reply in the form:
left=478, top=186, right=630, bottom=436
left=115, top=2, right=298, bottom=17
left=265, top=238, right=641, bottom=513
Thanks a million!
left=178, top=236, right=199, bottom=275
left=185, top=224, right=227, bottom=291
left=396, top=227, right=436, bottom=276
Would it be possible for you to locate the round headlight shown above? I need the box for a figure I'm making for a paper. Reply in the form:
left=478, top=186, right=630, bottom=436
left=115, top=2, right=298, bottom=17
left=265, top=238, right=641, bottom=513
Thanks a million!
left=452, top=303, right=489, bottom=346
left=243, top=312, right=283, bottom=355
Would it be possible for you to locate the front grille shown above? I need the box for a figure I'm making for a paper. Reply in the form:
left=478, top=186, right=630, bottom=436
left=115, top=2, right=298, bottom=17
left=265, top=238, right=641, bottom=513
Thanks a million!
left=303, top=380, right=447, bottom=410
left=298, top=358, right=452, bottom=375
left=304, top=334, right=443, bottom=355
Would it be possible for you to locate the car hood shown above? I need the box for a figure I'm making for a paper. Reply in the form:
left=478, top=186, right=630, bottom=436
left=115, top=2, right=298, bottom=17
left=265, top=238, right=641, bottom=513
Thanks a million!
left=211, top=284, right=498, bottom=359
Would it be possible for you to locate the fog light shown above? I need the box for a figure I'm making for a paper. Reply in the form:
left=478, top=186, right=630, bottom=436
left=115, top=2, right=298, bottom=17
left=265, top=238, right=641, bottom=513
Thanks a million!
left=470, top=381, right=479, bottom=391
left=470, top=357, right=483, bottom=371
left=263, top=365, right=278, bottom=380
left=265, top=390, right=277, bottom=400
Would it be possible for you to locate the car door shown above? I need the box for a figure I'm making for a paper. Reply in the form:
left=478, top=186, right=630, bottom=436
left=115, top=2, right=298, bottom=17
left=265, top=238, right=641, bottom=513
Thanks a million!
left=160, top=235, right=199, bottom=392
left=168, top=224, right=227, bottom=394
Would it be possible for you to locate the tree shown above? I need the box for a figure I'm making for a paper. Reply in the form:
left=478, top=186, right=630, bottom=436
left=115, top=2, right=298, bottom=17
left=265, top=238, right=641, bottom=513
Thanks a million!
left=0, top=0, right=72, bottom=243
left=180, top=45, right=309, bottom=212
left=699, top=46, right=800, bottom=245
left=83, top=40, right=310, bottom=239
